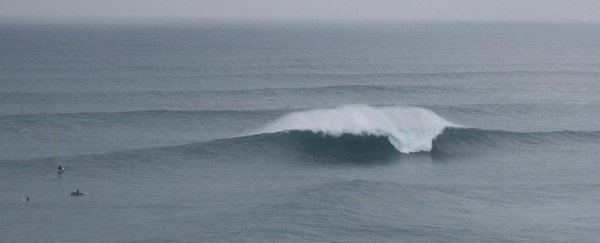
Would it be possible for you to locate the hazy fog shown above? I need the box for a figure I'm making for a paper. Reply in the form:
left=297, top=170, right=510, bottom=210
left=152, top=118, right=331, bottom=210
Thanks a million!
left=1, top=0, right=600, bottom=22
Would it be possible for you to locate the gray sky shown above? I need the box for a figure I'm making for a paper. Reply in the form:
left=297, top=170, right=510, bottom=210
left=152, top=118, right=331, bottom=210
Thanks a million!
left=2, top=0, right=600, bottom=22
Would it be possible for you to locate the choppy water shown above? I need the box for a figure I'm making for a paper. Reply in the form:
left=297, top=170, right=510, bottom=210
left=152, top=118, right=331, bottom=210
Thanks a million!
left=1, top=21, right=600, bottom=242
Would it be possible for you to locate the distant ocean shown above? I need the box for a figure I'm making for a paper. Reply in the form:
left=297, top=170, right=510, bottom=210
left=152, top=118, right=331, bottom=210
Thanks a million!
left=1, top=21, right=600, bottom=242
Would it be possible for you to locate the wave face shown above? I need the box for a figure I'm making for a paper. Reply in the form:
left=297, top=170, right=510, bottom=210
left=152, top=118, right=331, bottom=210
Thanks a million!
left=253, top=105, right=455, bottom=153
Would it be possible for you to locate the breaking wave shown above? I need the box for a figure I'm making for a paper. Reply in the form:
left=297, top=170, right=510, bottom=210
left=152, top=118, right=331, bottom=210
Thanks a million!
left=251, top=104, right=456, bottom=153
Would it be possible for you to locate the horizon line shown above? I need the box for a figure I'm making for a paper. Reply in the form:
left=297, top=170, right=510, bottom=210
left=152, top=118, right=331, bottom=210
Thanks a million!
left=1, top=17, right=600, bottom=25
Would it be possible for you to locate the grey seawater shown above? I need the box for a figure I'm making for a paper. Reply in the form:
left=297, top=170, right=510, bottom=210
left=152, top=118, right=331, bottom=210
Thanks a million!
left=1, top=21, right=600, bottom=242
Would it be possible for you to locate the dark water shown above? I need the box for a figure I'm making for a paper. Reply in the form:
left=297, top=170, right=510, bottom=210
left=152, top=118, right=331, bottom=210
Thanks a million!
left=1, top=21, right=600, bottom=242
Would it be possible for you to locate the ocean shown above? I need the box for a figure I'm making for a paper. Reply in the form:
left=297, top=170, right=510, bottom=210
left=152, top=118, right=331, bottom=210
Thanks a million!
left=1, top=21, right=600, bottom=242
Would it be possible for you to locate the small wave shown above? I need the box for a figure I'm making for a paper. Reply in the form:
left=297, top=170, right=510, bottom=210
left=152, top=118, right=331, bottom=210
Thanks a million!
left=565, top=101, right=589, bottom=105
left=432, top=127, right=600, bottom=154
left=251, top=104, right=456, bottom=153
left=0, top=108, right=284, bottom=118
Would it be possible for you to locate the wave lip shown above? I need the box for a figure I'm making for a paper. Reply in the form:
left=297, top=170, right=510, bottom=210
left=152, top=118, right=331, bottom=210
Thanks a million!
left=252, top=104, right=456, bottom=153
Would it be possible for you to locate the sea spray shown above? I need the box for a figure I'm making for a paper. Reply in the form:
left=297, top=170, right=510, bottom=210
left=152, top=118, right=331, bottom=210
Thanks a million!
left=254, top=104, right=456, bottom=153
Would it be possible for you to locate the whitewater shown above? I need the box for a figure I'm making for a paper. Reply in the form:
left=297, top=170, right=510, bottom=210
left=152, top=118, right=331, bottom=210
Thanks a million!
left=254, top=104, right=455, bottom=153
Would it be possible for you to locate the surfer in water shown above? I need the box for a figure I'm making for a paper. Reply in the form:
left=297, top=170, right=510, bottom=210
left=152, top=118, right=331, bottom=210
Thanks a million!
left=71, top=189, right=82, bottom=196
left=25, top=196, right=29, bottom=201
left=57, top=165, right=64, bottom=171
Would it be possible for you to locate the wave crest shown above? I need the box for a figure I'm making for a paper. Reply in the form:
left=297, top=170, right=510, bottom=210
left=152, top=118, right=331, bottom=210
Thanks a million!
left=253, top=104, right=455, bottom=153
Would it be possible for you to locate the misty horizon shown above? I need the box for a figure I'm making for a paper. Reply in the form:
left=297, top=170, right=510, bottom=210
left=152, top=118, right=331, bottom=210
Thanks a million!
left=2, top=0, right=600, bottom=23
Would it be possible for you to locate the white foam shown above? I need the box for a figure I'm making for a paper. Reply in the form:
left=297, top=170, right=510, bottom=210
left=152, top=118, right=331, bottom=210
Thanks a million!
left=254, top=104, right=456, bottom=153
